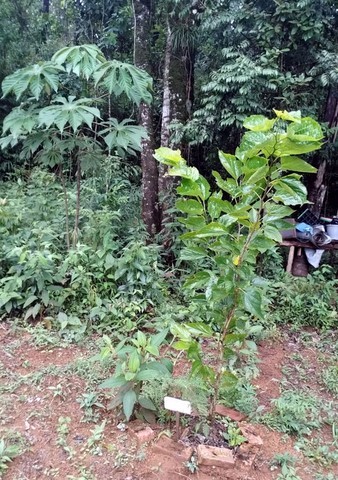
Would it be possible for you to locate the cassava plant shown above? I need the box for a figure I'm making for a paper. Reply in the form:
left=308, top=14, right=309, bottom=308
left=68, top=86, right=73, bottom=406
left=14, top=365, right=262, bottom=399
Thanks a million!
left=154, top=110, right=323, bottom=421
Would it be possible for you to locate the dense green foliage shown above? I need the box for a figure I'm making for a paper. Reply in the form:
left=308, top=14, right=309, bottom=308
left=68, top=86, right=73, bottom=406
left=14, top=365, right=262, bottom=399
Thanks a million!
left=0, top=0, right=337, bottom=432
left=155, top=110, right=324, bottom=419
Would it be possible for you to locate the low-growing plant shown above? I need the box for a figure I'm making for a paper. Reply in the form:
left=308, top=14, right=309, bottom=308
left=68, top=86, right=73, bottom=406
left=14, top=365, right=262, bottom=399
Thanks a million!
left=295, top=435, right=338, bottom=466
left=262, top=390, right=323, bottom=435
left=77, top=392, right=104, bottom=423
left=270, top=453, right=302, bottom=480
left=155, top=109, right=323, bottom=420
left=222, top=422, right=246, bottom=447
left=266, top=266, right=338, bottom=330
left=0, top=438, right=20, bottom=475
left=56, top=416, right=75, bottom=459
left=86, top=420, right=106, bottom=455
left=322, top=365, right=338, bottom=395
left=98, top=330, right=172, bottom=421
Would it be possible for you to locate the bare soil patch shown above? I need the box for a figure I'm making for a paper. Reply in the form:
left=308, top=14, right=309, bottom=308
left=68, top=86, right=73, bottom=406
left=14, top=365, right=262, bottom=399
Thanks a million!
left=0, top=323, right=337, bottom=480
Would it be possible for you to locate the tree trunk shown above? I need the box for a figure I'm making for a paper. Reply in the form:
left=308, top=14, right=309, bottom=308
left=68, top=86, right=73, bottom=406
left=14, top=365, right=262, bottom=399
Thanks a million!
left=132, top=0, right=159, bottom=237
left=308, top=88, right=338, bottom=216
left=42, top=0, right=49, bottom=14
left=158, top=12, right=195, bottom=233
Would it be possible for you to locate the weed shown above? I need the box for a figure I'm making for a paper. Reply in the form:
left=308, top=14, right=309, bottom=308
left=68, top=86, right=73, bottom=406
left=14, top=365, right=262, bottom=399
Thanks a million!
left=222, top=423, right=246, bottom=447
left=295, top=435, right=338, bottom=467
left=77, top=392, right=104, bottom=422
left=56, top=416, right=75, bottom=459
left=48, top=383, right=66, bottom=400
left=67, top=466, right=96, bottom=480
left=86, top=420, right=106, bottom=455
left=270, top=453, right=302, bottom=480
left=185, top=454, right=199, bottom=473
left=322, top=365, right=338, bottom=395
left=262, top=390, right=323, bottom=435
left=0, top=438, right=20, bottom=475
left=98, top=330, right=172, bottom=421
left=266, top=268, right=338, bottom=330
left=315, top=474, right=336, bottom=480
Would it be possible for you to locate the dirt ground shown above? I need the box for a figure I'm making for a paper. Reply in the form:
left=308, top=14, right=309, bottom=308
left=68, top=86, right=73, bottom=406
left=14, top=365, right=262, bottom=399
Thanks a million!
left=0, top=323, right=337, bottom=480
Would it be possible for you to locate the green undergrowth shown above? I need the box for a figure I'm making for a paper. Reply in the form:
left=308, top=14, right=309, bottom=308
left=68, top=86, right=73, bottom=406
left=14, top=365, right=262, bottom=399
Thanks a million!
left=0, top=166, right=174, bottom=337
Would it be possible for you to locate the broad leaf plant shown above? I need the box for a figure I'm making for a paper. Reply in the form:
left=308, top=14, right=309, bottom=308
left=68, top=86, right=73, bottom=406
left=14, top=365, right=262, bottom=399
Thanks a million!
left=155, top=110, right=323, bottom=420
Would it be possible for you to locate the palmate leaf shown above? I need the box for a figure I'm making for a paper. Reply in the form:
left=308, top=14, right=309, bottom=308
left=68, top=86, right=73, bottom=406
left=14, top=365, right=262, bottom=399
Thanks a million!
left=2, top=106, right=38, bottom=137
left=94, top=60, right=153, bottom=105
left=52, top=44, right=105, bottom=80
left=100, top=118, right=147, bottom=157
left=38, top=96, right=101, bottom=133
left=2, top=62, right=64, bottom=100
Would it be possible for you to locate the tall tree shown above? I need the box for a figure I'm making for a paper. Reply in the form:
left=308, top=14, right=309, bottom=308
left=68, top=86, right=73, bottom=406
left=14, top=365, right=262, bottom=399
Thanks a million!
left=132, top=0, right=160, bottom=236
left=158, top=1, right=198, bottom=238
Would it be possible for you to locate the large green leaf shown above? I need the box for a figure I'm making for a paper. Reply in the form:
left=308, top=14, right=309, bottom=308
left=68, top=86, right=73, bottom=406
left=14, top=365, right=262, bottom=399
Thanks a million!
left=263, top=225, right=282, bottom=242
left=169, top=164, right=199, bottom=181
left=177, top=179, right=203, bottom=198
left=280, top=156, right=317, bottom=173
left=2, top=62, right=64, bottom=100
left=138, top=396, right=157, bottom=411
left=186, top=322, right=213, bottom=336
left=263, top=204, right=294, bottom=222
left=180, top=246, right=208, bottom=261
left=176, top=199, right=204, bottom=215
left=287, top=117, right=323, bottom=142
left=94, top=60, right=153, bottom=105
left=273, top=109, right=301, bottom=122
left=135, top=370, right=158, bottom=381
left=2, top=106, right=38, bottom=138
left=38, top=96, right=101, bottom=133
left=235, top=131, right=276, bottom=160
left=243, top=287, right=264, bottom=319
left=243, top=115, right=276, bottom=132
left=219, top=151, right=242, bottom=180
left=123, top=389, right=137, bottom=421
left=99, top=375, right=126, bottom=389
left=275, top=137, right=321, bottom=156
left=273, top=175, right=307, bottom=205
left=100, top=118, right=147, bottom=157
left=52, top=44, right=105, bottom=80
left=154, top=147, right=185, bottom=167
left=212, top=172, right=240, bottom=197
left=181, top=222, right=228, bottom=239
left=184, top=271, right=211, bottom=290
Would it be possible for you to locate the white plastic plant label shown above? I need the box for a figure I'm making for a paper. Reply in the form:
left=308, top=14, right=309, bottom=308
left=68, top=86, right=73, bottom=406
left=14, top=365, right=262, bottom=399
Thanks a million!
left=164, top=396, right=192, bottom=415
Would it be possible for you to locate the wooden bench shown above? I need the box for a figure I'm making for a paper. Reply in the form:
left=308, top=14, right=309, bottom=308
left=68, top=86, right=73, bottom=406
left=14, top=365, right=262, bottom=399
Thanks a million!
left=281, top=240, right=338, bottom=276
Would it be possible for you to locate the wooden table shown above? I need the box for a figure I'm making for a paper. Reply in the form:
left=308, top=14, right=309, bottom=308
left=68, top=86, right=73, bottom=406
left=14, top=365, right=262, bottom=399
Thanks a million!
left=280, top=240, right=338, bottom=275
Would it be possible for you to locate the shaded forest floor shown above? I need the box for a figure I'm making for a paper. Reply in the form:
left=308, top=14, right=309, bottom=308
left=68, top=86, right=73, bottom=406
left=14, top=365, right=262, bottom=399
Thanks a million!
left=0, top=323, right=337, bottom=480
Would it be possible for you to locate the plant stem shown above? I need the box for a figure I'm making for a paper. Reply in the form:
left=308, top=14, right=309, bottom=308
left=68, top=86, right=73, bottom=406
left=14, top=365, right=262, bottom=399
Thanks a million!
left=73, top=156, right=81, bottom=247
left=59, top=164, right=70, bottom=251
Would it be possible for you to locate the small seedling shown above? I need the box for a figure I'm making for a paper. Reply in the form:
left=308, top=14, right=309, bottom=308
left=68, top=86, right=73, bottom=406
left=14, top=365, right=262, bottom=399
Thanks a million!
left=56, top=417, right=75, bottom=459
left=86, top=420, right=106, bottom=455
left=0, top=438, right=20, bottom=475
left=185, top=454, right=198, bottom=473
left=48, top=383, right=65, bottom=400
left=270, top=453, right=301, bottom=480
left=223, top=423, right=246, bottom=447
left=77, top=392, right=104, bottom=422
